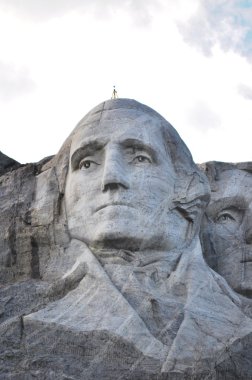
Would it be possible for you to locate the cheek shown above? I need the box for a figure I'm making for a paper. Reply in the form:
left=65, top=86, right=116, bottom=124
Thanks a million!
left=165, top=210, right=189, bottom=234
left=213, top=225, right=244, bottom=252
left=65, top=177, right=81, bottom=206
left=132, top=170, right=174, bottom=196
left=66, top=173, right=100, bottom=204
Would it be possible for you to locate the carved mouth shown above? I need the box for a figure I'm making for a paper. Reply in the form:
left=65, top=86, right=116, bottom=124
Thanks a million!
left=239, top=249, right=252, bottom=263
left=240, top=254, right=252, bottom=263
left=96, top=203, right=133, bottom=212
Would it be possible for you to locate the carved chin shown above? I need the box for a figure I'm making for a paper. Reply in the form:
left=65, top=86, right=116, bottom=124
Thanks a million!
left=67, top=207, right=189, bottom=252
left=84, top=222, right=150, bottom=250
left=73, top=222, right=185, bottom=252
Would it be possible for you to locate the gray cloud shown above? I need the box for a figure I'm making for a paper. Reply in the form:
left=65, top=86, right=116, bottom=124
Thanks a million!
left=0, top=61, right=36, bottom=102
left=238, top=83, right=252, bottom=100
left=178, top=0, right=252, bottom=60
left=187, top=101, right=221, bottom=131
left=0, top=0, right=162, bottom=26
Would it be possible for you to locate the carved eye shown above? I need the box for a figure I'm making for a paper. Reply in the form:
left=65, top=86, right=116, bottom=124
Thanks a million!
left=79, top=159, right=99, bottom=170
left=133, top=155, right=151, bottom=164
left=216, top=213, right=235, bottom=223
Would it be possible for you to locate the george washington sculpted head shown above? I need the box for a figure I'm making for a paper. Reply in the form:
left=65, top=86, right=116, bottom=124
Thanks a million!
left=60, top=99, right=209, bottom=252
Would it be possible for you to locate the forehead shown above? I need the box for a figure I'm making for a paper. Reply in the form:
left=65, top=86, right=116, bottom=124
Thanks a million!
left=70, top=108, right=166, bottom=153
left=211, top=169, right=252, bottom=202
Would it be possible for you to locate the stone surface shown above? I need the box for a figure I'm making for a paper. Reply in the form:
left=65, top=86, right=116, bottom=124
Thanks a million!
left=201, top=161, right=252, bottom=298
left=0, top=101, right=252, bottom=379
left=0, top=151, right=20, bottom=176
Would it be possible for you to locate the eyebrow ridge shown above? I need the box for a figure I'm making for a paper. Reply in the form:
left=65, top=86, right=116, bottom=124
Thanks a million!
left=207, top=196, right=246, bottom=217
left=120, top=138, right=158, bottom=161
left=70, top=137, right=159, bottom=170
left=71, top=140, right=106, bottom=170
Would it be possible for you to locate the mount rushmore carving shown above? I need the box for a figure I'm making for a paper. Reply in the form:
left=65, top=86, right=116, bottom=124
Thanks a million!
left=1, top=99, right=252, bottom=379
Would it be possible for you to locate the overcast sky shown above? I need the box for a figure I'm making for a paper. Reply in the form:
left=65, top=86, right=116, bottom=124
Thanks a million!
left=1, top=0, right=252, bottom=164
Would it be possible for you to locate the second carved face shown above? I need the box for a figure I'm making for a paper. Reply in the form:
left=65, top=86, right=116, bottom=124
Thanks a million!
left=202, top=166, right=252, bottom=297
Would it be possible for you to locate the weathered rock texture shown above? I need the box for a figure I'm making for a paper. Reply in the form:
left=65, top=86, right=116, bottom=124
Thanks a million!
left=201, top=161, right=252, bottom=304
left=0, top=151, right=20, bottom=176
left=1, top=100, right=252, bottom=379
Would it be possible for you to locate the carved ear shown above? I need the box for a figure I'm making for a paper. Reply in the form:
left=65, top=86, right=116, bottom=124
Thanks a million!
left=175, top=198, right=206, bottom=224
left=173, top=171, right=210, bottom=236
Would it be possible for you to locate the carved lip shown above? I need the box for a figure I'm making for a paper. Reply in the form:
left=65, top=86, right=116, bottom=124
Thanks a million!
left=95, top=202, right=133, bottom=212
left=240, top=254, right=252, bottom=263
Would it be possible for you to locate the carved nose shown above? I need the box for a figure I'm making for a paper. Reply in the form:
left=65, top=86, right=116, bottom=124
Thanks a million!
left=101, top=155, right=129, bottom=192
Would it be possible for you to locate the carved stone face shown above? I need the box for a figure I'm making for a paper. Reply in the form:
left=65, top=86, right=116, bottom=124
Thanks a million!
left=65, top=107, right=190, bottom=251
left=204, top=169, right=252, bottom=297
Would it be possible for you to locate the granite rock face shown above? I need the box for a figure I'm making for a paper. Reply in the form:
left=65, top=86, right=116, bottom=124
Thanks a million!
left=0, top=151, right=20, bottom=176
left=201, top=161, right=252, bottom=301
left=1, top=100, right=252, bottom=379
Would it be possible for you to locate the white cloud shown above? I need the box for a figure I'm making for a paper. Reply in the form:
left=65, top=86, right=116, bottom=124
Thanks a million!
left=178, top=0, right=252, bottom=61
left=238, top=84, right=252, bottom=100
left=187, top=101, right=221, bottom=131
left=0, top=61, right=36, bottom=101
left=0, top=0, right=162, bottom=26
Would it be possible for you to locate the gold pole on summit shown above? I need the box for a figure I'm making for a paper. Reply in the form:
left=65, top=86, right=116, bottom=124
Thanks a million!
left=111, top=86, right=118, bottom=99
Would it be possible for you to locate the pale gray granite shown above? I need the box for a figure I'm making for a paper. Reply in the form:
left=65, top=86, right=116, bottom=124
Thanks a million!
left=1, top=99, right=252, bottom=379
